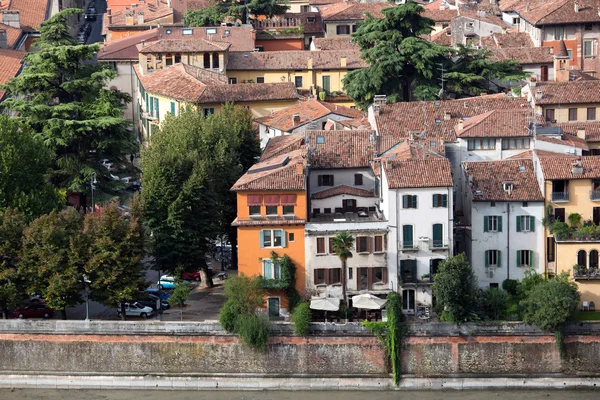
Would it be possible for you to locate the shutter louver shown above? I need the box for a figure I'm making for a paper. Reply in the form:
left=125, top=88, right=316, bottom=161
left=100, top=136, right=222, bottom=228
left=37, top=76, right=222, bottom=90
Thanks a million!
left=484, top=216, right=489, bottom=232
left=530, top=216, right=535, bottom=232
left=498, top=216, right=503, bottom=232
left=516, top=216, right=521, bottom=232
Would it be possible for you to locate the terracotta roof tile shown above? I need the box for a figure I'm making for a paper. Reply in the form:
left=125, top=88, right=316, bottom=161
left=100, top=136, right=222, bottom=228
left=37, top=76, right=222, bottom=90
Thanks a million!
left=514, top=0, right=600, bottom=26
left=382, top=142, right=453, bottom=189
left=422, top=5, right=458, bottom=22
left=488, top=46, right=554, bottom=64
left=309, top=0, right=344, bottom=5
left=226, top=49, right=367, bottom=70
left=197, top=81, right=299, bottom=104
left=312, top=36, right=358, bottom=51
left=536, top=133, right=589, bottom=150
left=6, top=0, right=50, bottom=32
left=261, top=134, right=306, bottom=161
left=318, top=2, right=390, bottom=20
left=455, top=109, right=537, bottom=138
left=481, top=31, right=534, bottom=49
left=311, top=184, right=375, bottom=199
left=430, top=27, right=451, bottom=46
left=551, top=122, right=600, bottom=141
left=0, top=23, right=22, bottom=48
left=307, top=130, right=376, bottom=169
left=104, top=2, right=173, bottom=28
left=153, top=26, right=256, bottom=52
left=255, top=99, right=362, bottom=132
left=98, top=28, right=159, bottom=60
left=531, top=80, right=600, bottom=105
left=539, top=155, right=600, bottom=180
left=375, top=94, right=530, bottom=153
left=139, top=38, right=230, bottom=53
left=463, top=159, right=544, bottom=201
left=232, top=217, right=306, bottom=226
left=0, top=48, right=24, bottom=99
left=232, top=149, right=306, bottom=191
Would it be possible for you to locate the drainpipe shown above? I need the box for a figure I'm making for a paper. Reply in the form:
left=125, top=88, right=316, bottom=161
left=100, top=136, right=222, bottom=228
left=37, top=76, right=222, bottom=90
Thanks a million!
left=448, top=186, right=454, bottom=255
left=506, top=202, right=510, bottom=280
left=396, top=190, right=401, bottom=292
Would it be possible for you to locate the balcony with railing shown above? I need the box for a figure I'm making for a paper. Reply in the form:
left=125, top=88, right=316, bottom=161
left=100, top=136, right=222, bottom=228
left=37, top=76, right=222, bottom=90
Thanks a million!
left=551, top=192, right=570, bottom=202
left=401, top=241, right=418, bottom=252
left=573, top=265, right=600, bottom=280
left=429, top=238, right=449, bottom=251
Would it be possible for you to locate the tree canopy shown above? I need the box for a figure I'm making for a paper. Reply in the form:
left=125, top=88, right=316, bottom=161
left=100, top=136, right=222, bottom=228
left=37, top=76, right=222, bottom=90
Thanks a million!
left=0, top=209, right=27, bottom=318
left=1, top=8, right=137, bottom=203
left=0, top=116, right=64, bottom=220
left=184, top=0, right=288, bottom=26
left=342, top=3, right=529, bottom=109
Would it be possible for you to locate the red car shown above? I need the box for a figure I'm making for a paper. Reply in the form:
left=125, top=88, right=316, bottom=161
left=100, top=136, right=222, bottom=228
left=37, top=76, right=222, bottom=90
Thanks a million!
left=181, top=271, right=201, bottom=281
left=13, top=304, right=54, bottom=319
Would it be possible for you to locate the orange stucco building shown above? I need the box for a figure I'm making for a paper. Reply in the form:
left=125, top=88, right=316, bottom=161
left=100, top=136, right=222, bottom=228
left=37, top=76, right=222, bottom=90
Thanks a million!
left=232, top=141, right=307, bottom=317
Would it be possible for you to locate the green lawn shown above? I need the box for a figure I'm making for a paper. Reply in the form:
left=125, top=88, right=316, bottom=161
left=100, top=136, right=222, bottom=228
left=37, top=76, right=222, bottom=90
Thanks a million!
left=573, top=311, right=600, bottom=321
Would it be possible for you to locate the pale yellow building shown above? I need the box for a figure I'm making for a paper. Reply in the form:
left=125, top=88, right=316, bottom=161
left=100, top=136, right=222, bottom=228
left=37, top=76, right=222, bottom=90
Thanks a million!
left=538, top=154, right=600, bottom=307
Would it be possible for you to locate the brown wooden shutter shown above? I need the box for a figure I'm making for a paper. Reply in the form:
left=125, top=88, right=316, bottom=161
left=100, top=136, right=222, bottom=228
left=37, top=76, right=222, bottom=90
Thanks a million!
left=382, top=267, right=388, bottom=284
left=325, top=269, right=330, bottom=285
left=314, top=269, right=318, bottom=285
left=374, top=236, right=383, bottom=252
left=329, top=237, right=335, bottom=254
left=367, top=268, right=373, bottom=290
left=336, top=268, right=342, bottom=283
left=367, top=237, right=373, bottom=253
left=317, top=237, right=325, bottom=254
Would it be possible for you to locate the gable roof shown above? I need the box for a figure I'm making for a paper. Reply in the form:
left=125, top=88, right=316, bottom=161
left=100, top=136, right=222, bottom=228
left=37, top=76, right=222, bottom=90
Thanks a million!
left=311, top=184, right=375, bottom=199
left=0, top=22, right=23, bottom=48
left=139, top=38, right=230, bottom=53
left=463, top=159, right=544, bottom=201
left=318, top=2, right=390, bottom=20
left=5, top=0, right=51, bottom=32
left=226, top=50, right=367, bottom=70
left=539, top=155, right=600, bottom=180
left=375, top=94, right=531, bottom=153
left=382, top=141, right=452, bottom=189
left=0, top=48, right=24, bottom=100
left=312, top=36, right=358, bottom=51
left=260, top=134, right=306, bottom=161
left=307, top=130, right=376, bottom=169
left=514, top=0, right=600, bottom=26
left=197, top=81, right=299, bottom=104
left=231, top=149, right=305, bottom=191
left=153, top=26, right=256, bottom=52
left=454, top=109, right=536, bottom=138
left=255, top=99, right=363, bottom=132
left=98, top=28, right=159, bottom=60
left=532, top=80, right=600, bottom=105
left=488, top=46, right=554, bottom=65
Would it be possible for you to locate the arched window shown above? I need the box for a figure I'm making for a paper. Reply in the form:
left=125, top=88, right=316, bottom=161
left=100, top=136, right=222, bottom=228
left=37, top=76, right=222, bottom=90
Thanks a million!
left=590, top=250, right=599, bottom=269
left=212, top=52, right=219, bottom=69
left=165, top=53, right=173, bottom=66
left=203, top=53, right=211, bottom=68
left=578, top=250, right=587, bottom=267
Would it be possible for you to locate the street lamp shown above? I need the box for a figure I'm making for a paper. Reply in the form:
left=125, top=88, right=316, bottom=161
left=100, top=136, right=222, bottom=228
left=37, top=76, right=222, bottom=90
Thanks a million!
left=90, top=173, right=97, bottom=213
left=83, top=274, right=91, bottom=321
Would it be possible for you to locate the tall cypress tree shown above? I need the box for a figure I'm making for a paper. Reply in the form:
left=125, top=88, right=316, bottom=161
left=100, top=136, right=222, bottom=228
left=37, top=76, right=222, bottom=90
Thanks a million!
left=1, top=8, right=137, bottom=206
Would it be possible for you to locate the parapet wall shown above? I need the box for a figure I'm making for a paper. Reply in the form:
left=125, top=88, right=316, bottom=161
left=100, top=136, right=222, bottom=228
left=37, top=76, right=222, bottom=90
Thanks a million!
left=0, top=320, right=599, bottom=377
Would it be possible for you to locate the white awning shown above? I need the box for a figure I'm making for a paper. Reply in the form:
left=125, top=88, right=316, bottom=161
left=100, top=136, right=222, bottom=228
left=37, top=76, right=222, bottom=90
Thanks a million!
left=310, top=297, right=340, bottom=311
left=352, top=293, right=387, bottom=310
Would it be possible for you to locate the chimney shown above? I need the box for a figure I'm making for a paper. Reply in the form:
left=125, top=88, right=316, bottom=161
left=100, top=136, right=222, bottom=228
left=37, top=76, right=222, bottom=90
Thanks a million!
left=1, top=10, right=20, bottom=29
left=535, top=90, right=543, bottom=101
left=575, top=0, right=580, bottom=12
left=296, top=161, right=303, bottom=175
left=125, top=11, right=134, bottom=25
left=108, top=14, right=113, bottom=24
left=168, top=0, right=172, bottom=7
left=457, top=119, right=464, bottom=130
left=577, top=126, right=586, bottom=139
left=107, top=8, right=112, bottom=16
left=572, top=157, right=584, bottom=175
left=340, top=56, right=347, bottom=68
left=529, top=75, right=537, bottom=87
left=291, top=114, right=300, bottom=126
left=526, top=1, right=530, bottom=12
left=0, top=29, right=6, bottom=49
left=444, top=111, right=451, bottom=120
left=141, top=39, right=145, bottom=48
left=138, top=11, right=144, bottom=25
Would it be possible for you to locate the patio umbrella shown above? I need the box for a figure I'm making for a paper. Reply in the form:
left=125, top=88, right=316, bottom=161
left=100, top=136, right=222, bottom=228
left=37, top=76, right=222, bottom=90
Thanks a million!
left=352, top=294, right=387, bottom=320
left=310, top=297, right=340, bottom=322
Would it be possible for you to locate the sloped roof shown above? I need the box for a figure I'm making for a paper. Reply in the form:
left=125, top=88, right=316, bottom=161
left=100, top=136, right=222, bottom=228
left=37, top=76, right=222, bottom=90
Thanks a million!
left=536, top=133, right=589, bottom=150
left=454, top=109, right=537, bottom=138
left=307, top=130, right=376, bottom=169
left=488, top=46, right=554, bottom=64
left=514, top=0, right=600, bottom=26
left=312, top=36, right=358, bottom=51
left=5, top=0, right=50, bottom=32
left=311, top=184, right=375, bottom=199
left=382, top=141, right=452, bottom=189
left=226, top=50, right=367, bottom=70
left=539, top=155, right=600, bottom=180
left=255, top=99, right=363, bottom=132
left=231, top=149, right=305, bottom=191
left=551, top=121, right=600, bottom=142
left=532, top=80, right=600, bottom=105
left=104, top=2, right=173, bottom=28
left=154, top=26, right=256, bottom=52
left=422, top=1, right=458, bottom=22
left=260, top=134, right=306, bottom=161
left=197, top=82, right=299, bottom=104
left=318, top=2, right=390, bottom=20
left=463, top=159, right=544, bottom=201
left=139, top=38, right=230, bottom=53
left=98, top=28, right=159, bottom=60
left=0, top=22, right=22, bottom=48
left=481, top=31, right=535, bottom=48
left=0, top=48, right=24, bottom=99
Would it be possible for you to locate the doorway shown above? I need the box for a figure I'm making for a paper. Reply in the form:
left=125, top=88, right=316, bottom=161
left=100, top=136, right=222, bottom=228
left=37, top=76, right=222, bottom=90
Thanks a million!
left=402, top=289, right=415, bottom=313
left=267, top=297, right=280, bottom=319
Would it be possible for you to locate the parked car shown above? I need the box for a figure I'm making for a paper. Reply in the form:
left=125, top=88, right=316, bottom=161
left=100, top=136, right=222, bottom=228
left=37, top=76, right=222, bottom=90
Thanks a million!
left=117, top=302, right=155, bottom=318
left=85, top=7, right=97, bottom=20
left=145, top=288, right=171, bottom=301
left=156, top=275, right=177, bottom=289
left=181, top=271, right=201, bottom=281
left=13, top=304, right=54, bottom=319
left=77, top=33, right=86, bottom=44
left=100, top=158, right=114, bottom=171
left=135, top=295, right=170, bottom=311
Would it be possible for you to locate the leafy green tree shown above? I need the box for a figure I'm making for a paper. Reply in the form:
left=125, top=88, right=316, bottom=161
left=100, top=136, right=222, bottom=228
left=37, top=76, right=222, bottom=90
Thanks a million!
left=0, top=208, right=27, bottom=318
left=184, top=4, right=225, bottom=27
left=517, top=268, right=544, bottom=299
left=19, top=208, right=84, bottom=319
left=292, top=302, right=311, bottom=336
left=81, top=202, right=147, bottom=320
left=1, top=9, right=137, bottom=205
left=431, top=253, right=479, bottom=324
left=0, top=116, right=64, bottom=220
left=184, top=0, right=289, bottom=26
left=331, top=232, right=354, bottom=305
left=481, top=287, right=509, bottom=320
left=169, top=279, right=192, bottom=307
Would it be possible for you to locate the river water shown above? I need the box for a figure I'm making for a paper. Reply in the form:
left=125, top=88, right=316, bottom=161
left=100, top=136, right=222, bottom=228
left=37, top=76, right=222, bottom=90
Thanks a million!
left=1, top=390, right=598, bottom=400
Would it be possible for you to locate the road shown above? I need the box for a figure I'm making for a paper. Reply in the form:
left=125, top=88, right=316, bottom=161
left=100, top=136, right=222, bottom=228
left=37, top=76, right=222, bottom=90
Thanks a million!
left=82, top=0, right=106, bottom=45
left=1, top=389, right=599, bottom=400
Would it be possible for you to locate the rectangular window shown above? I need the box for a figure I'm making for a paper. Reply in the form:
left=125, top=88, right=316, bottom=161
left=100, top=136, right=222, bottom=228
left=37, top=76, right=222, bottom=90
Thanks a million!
left=402, top=225, right=413, bottom=249
left=329, top=237, right=335, bottom=254
left=316, top=237, right=326, bottom=254
left=322, top=75, right=331, bottom=94
left=263, top=259, right=281, bottom=279
left=484, top=215, right=502, bottom=232
left=170, top=101, right=176, bottom=116
left=517, top=250, right=533, bottom=267
left=249, top=206, right=261, bottom=216
left=584, top=40, right=594, bottom=57
left=516, top=215, right=535, bottom=232
left=554, top=208, right=565, bottom=222
left=313, top=208, right=320, bottom=215
left=432, top=194, right=448, bottom=208
left=588, top=107, right=597, bottom=121
left=336, top=25, right=350, bottom=35
left=301, top=5, right=309, bottom=12
left=331, top=268, right=341, bottom=284
left=545, top=108, right=555, bottom=122
left=354, top=174, right=363, bottom=186
left=554, top=26, right=564, bottom=40
left=568, top=108, right=578, bottom=121
left=228, top=77, right=237, bottom=84
left=512, top=17, right=520, bottom=25
left=289, top=233, right=295, bottom=242
left=324, top=208, right=331, bottom=214
left=283, top=205, right=294, bottom=215
left=294, top=76, right=303, bottom=88
left=374, top=235, right=383, bottom=252
left=356, top=236, right=369, bottom=253
left=266, top=205, right=278, bottom=215
left=182, top=28, right=193, bottom=35
left=373, top=267, right=384, bottom=284
left=547, top=237, right=556, bottom=262
left=502, top=138, right=530, bottom=150
left=256, top=77, right=265, bottom=83
left=467, top=138, right=496, bottom=150
left=260, top=229, right=285, bottom=248
left=315, top=269, right=326, bottom=285
left=402, top=195, right=418, bottom=209
left=348, top=267, right=353, bottom=280
left=263, top=230, right=272, bottom=247
left=317, top=175, right=334, bottom=186
left=486, top=250, right=500, bottom=267
left=203, top=108, right=214, bottom=117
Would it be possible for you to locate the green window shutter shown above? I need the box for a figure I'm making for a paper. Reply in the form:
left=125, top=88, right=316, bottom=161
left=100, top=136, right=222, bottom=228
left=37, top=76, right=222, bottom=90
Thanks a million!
left=411, top=260, right=417, bottom=283
left=498, top=216, right=503, bottom=232
left=442, top=194, right=448, bottom=208
left=498, top=250, right=502, bottom=267
left=432, top=194, right=437, bottom=207
left=484, top=216, right=489, bottom=232
left=403, top=225, right=413, bottom=248
left=149, top=96, right=154, bottom=114
left=516, top=216, right=521, bottom=232
left=485, top=250, right=489, bottom=267
left=155, top=98, right=159, bottom=118
left=530, top=250, right=534, bottom=266
left=170, top=102, right=176, bottom=115
left=530, top=216, right=535, bottom=232
left=413, top=195, right=418, bottom=208
left=259, top=230, right=265, bottom=248
left=280, top=230, right=286, bottom=247
left=403, top=195, right=408, bottom=208
left=433, top=223, right=443, bottom=247
left=516, top=250, right=521, bottom=267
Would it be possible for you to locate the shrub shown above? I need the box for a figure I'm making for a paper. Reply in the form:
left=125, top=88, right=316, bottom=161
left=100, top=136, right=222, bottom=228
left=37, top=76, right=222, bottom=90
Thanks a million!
left=318, top=91, right=327, bottom=101
left=168, top=280, right=192, bottom=307
left=568, top=212, right=582, bottom=227
left=219, top=299, right=243, bottom=333
left=292, top=302, right=311, bottom=336
left=481, top=288, right=509, bottom=320
left=236, top=313, right=270, bottom=352
left=502, top=279, right=519, bottom=296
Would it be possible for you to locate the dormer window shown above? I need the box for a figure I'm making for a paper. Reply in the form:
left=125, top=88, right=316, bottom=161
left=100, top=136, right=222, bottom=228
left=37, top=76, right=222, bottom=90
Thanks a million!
left=503, top=182, right=514, bottom=192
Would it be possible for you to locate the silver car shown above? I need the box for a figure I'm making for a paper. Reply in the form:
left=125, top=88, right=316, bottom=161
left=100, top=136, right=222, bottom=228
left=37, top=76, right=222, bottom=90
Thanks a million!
left=117, top=302, right=155, bottom=318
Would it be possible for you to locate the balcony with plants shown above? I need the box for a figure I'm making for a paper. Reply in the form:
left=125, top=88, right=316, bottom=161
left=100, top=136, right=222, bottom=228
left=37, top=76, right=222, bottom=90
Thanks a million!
left=547, top=212, right=600, bottom=242
left=573, top=264, right=600, bottom=280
